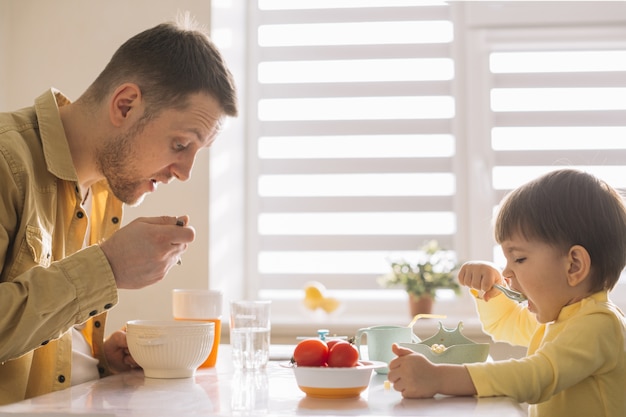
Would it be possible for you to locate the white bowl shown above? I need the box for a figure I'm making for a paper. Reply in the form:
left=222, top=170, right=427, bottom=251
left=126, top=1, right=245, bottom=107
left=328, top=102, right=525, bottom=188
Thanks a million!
left=289, top=361, right=386, bottom=399
left=126, top=320, right=214, bottom=379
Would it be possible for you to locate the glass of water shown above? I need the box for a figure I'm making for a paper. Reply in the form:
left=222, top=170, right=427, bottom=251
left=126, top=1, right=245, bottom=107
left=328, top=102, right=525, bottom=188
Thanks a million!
left=230, top=369, right=269, bottom=413
left=229, top=300, right=271, bottom=369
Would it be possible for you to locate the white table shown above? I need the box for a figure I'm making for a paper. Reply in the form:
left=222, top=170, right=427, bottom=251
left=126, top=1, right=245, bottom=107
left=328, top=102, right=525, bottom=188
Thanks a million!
left=0, top=346, right=527, bottom=416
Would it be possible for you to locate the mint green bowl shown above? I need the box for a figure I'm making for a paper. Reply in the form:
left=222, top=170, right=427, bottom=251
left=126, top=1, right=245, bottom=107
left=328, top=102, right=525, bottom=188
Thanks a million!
left=399, top=321, right=489, bottom=365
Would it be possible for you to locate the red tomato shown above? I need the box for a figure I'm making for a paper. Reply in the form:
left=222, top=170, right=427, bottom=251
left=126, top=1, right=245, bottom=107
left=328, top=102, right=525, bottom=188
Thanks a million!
left=325, top=339, right=341, bottom=350
left=293, top=339, right=329, bottom=366
left=327, top=341, right=359, bottom=367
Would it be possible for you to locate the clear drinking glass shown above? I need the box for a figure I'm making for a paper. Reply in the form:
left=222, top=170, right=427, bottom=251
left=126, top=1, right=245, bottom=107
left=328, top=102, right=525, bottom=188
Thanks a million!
left=229, top=300, right=271, bottom=369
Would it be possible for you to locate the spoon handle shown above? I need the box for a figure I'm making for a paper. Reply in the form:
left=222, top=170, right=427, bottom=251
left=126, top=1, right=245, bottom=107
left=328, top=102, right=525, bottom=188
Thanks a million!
left=407, top=313, right=447, bottom=328
left=493, top=284, right=527, bottom=302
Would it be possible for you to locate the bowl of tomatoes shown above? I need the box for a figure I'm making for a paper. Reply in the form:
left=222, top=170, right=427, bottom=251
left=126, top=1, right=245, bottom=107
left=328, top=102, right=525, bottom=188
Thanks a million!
left=287, top=338, right=386, bottom=398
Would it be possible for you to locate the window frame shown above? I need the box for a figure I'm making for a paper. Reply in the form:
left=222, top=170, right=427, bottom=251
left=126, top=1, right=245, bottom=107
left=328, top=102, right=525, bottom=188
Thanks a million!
left=210, top=2, right=626, bottom=339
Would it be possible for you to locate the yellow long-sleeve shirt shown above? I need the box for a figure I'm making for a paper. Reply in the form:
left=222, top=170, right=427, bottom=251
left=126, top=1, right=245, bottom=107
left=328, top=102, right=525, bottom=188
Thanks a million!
left=465, top=291, right=626, bottom=417
left=0, top=90, right=122, bottom=404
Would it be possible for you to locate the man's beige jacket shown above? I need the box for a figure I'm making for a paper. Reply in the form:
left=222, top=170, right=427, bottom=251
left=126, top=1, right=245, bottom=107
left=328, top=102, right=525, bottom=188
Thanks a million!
left=0, top=90, right=122, bottom=404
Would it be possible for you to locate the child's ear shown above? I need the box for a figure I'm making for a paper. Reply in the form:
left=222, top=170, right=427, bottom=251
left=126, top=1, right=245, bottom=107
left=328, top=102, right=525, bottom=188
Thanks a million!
left=566, top=245, right=591, bottom=287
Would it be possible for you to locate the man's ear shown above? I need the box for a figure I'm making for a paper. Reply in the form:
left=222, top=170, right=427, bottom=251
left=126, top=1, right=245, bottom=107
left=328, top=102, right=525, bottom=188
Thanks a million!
left=109, top=83, right=142, bottom=127
left=566, top=245, right=591, bottom=287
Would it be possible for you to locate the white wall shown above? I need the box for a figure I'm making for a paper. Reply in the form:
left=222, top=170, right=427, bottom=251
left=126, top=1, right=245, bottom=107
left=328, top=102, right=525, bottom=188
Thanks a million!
left=0, top=0, right=216, bottom=334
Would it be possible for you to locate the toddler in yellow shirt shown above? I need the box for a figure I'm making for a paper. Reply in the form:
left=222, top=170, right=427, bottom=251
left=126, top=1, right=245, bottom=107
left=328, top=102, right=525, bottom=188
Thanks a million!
left=387, top=169, right=626, bottom=417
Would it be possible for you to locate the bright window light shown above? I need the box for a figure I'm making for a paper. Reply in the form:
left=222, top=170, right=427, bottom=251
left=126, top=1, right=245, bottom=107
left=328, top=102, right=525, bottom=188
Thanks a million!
left=258, top=58, right=454, bottom=83
left=258, top=173, right=455, bottom=197
left=491, top=50, right=626, bottom=73
left=258, top=21, right=453, bottom=47
left=493, top=166, right=626, bottom=190
left=259, top=134, right=455, bottom=159
left=491, top=88, right=626, bottom=112
left=258, top=212, right=456, bottom=235
left=492, top=127, right=626, bottom=150
left=259, top=249, right=450, bottom=274
left=259, top=0, right=447, bottom=10
left=258, top=96, right=455, bottom=121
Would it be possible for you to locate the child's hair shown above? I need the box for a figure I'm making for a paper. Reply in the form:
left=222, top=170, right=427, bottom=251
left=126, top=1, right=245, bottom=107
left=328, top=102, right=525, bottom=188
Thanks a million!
left=494, top=169, right=626, bottom=292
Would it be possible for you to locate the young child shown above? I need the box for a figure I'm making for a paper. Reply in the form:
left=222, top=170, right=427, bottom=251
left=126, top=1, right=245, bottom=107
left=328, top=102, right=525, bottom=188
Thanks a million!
left=387, top=169, right=626, bottom=417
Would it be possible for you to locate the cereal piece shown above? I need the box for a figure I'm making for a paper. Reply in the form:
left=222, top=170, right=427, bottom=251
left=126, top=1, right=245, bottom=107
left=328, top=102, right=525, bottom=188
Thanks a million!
left=384, top=380, right=391, bottom=390
left=470, top=288, right=485, bottom=299
left=430, top=344, right=447, bottom=354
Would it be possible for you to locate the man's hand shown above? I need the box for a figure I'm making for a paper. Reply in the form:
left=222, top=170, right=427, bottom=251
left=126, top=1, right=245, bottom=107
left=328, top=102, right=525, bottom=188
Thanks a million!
left=103, top=329, right=138, bottom=373
left=100, top=215, right=195, bottom=289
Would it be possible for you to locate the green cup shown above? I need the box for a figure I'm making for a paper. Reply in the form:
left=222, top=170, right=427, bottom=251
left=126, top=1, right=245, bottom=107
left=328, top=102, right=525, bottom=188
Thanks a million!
left=355, top=325, right=421, bottom=374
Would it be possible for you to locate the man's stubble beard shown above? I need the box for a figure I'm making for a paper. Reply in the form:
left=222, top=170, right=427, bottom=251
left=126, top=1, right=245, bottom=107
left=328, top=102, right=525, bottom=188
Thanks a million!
left=96, top=129, right=147, bottom=207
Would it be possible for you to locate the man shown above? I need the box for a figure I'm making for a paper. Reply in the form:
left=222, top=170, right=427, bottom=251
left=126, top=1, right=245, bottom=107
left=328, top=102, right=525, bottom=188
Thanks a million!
left=0, top=18, right=237, bottom=404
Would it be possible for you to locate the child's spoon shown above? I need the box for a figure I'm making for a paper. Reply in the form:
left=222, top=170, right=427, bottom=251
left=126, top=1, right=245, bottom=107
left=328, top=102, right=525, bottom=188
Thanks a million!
left=407, top=313, right=447, bottom=328
left=493, top=284, right=527, bottom=303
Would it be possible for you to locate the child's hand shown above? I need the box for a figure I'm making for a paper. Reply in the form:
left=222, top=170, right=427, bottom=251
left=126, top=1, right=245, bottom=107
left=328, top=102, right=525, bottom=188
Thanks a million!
left=387, top=344, right=439, bottom=398
left=388, top=343, right=477, bottom=398
left=457, top=261, right=503, bottom=301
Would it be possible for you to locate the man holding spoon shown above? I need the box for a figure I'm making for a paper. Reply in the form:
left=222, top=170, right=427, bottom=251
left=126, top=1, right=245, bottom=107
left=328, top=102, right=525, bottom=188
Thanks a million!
left=0, top=15, right=237, bottom=404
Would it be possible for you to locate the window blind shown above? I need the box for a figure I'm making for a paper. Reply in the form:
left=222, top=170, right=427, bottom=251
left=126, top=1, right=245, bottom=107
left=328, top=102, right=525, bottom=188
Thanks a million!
left=478, top=28, right=626, bottom=264
left=241, top=1, right=626, bottom=318
left=248, top=1, right=456, bottom=307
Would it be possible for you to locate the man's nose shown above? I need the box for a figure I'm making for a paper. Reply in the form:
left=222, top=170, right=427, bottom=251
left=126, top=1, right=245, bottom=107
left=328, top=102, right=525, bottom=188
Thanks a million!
left=172, top=154, right=195, bottom=182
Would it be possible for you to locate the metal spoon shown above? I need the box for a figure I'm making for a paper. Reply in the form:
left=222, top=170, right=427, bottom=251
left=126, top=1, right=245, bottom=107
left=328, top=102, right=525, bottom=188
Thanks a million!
left=493, top=284, right=527, bottom=303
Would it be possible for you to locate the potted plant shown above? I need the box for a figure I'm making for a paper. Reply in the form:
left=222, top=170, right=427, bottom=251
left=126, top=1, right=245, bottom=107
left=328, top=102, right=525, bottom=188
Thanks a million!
left=378, top=240, right=460, bottom=316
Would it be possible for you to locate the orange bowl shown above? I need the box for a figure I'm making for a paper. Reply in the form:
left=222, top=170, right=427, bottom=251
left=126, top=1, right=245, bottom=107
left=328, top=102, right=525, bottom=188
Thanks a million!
left=288, top=361, right=386, bottom=399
